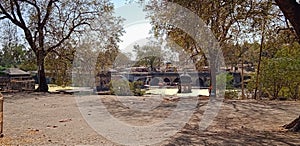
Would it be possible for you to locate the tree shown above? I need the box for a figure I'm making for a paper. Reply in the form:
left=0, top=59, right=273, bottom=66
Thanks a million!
left=0, top=20, right=29, bottom=68
left=145, top=0, right=277, bottom=63
left=0, top=0, right=122, bottom=92
left=0, top=44, right=28, bottom=67
left=44, top=42, right=75, bottom=86
left=18, top=50, right=37, bottom=71
left=275, top=0, right=300, bottom=132
left=275, top=0, right=300, bottom=42
left=113, top=52, right=132, bottom=69
left=145, top=0, right=281, bottom=96
left=133, top=45, right=164, bottom=72
left=256, top=43, right=300, bottom=100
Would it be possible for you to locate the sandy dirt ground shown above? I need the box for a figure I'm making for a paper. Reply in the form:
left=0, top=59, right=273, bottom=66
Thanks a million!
left=0, top=92, right=300, bottom=146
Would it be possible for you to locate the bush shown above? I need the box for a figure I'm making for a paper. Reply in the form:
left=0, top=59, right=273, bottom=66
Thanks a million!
left=0, top=66, right=6, bottom=71
left=130, top=81, right=146, bottom=96
left=216, top=73, right=234, bottom=89
left=109, top=79, right=132, bottom=96
left=246, top=44, right=300, bottom=100
left=109, top=80, right=145, bottom=96
left=224, top=90, right=238, bottom=99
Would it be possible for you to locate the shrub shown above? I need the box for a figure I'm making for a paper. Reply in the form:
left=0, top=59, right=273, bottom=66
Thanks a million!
left=109, top=79, right=132, bottom=96
left=224, top=90, right=238, bottom=99
left=109, top=80, right=145, bottom=96
left=130, top=81, right=145, bottom=96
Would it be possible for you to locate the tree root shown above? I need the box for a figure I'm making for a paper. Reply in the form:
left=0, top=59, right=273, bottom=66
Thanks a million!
left=283, top=115, right=300, bottom=132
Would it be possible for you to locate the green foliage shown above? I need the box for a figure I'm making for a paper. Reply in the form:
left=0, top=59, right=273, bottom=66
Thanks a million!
left=226, top=74, right=234, bottom=89
left=19, top=49, right=37, bottom=71
left=249, top=43, right=300, bottom=100
left=109, top=80, right=145, bottom=96
left=145, top=0, right=281, bottom=71
left=113, top=52, right=132, bottom=69
left=0, top=44, right=29, bottom=68
left=109, top=79, right=132, bottom=96
left=224, top=90, right=239, bottom=99
left=0, top=66, right=6, bottom=76
left=0, top=1, right=124, bottom=92
left=133, top=45, right=164, bottom=72
left=96, top=50, right=118, bottom=74
left=130, top=81, right=146, bottom=96
left=216, top=73, right=234, bottom=89
left=0, top=66, right=6, bottom=71
left=19, top=61, right=37, bottom=71
left=45, top=45, right=74, bottom=86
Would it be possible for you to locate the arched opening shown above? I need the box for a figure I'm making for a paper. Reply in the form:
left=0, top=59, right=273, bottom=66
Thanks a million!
left=172, top=77, right=180, bottom=86
left=137, top=77, right=146, bottom=83
left=195, top=78, right=204, bottom=87
left=178, top=73, right=192, bottom=93
left=150, top=77, right=162, bottom=86
left=164, top=78, right=171, bottom=85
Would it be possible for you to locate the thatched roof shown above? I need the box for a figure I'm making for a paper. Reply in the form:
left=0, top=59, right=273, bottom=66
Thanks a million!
left=2, top=68, right=30, bottom=76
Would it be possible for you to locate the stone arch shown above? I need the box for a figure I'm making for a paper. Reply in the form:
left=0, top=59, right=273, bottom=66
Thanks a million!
left=163, top=78, right=171, bottom=85
left=150, top=77, right=162, bottom=86
left=173, top=77, right=180, bottom=85
left=194, top=78, right=204, bottom=87
left=136, top=77, right=146, bottom=83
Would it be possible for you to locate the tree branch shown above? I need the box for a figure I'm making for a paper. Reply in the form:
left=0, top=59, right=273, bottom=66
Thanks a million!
left=0, top=15, right=8, bottom=20
left=41, top=0, right=57, bottom=28
left=275, top=0, right=300, bottom=41
left=0, top=3, right=18, bottom=24
left=10, top=0, right=17, bottom=20
left=0, top=2, right=34, bottom=50
left=51, top=49, right=74, bottom=62
left=12, top=0, right=26, bottom=26
left=47, top=21, right=89, bottom=53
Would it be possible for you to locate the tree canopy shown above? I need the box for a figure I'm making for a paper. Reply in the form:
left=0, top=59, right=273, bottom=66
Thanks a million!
left=0, top=0, right=123, bottom=91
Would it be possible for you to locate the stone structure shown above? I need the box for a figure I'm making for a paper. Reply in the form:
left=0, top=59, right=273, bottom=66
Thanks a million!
left=95, top=70, right=243, bottom=92
left=123, top=72, right=211, bottom=87
left=0, top=68, right=35, bottom=91
left=178, top=72, right=192, bottom=93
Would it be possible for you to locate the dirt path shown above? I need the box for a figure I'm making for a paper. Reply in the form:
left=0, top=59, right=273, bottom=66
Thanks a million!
left=0, top=93, right=299, bottom=145
left=1, top=93, right=114, bottom=145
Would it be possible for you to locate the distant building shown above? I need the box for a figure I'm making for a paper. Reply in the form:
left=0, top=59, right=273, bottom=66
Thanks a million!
left=0, top=68, right=35, bottom=91
left=130, top=67, right=149, bottom=72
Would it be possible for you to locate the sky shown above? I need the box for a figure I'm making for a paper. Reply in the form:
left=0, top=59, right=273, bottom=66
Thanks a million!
left=0, top=0, right=153, bottom=62
left=112, top=0, right=153, bottom=60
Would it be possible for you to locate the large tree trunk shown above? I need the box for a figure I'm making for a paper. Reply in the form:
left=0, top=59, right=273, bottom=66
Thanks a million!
left=35, top=50, right=49, bottom=92
left=275, top=0, right=300, bottom=132
left=275, top=0, right=300, bottom=41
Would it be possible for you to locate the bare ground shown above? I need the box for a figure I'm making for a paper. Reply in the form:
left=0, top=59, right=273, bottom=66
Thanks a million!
left=0, top=93, right=300, bottom=146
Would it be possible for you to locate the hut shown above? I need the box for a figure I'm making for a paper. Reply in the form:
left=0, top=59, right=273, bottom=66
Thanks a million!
left=0, top=68, right=35, bottom=91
